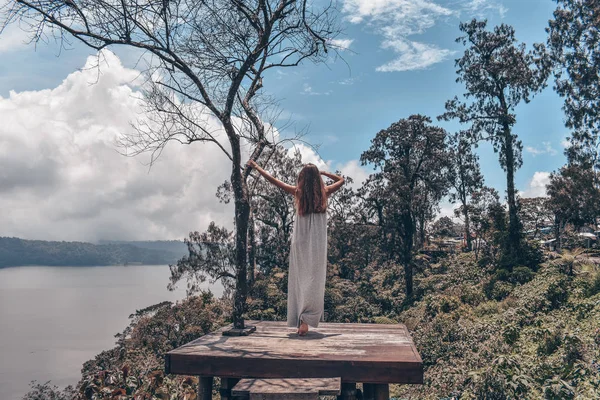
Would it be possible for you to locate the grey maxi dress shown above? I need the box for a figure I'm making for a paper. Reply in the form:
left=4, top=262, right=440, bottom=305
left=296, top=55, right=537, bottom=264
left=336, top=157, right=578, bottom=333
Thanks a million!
left=287, top=211, right=328, bottom=328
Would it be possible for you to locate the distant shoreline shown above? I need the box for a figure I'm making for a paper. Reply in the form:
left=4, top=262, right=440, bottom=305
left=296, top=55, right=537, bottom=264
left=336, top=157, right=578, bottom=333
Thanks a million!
left=0, top=263, right=171, bottom=269
left=0, top=237, right=188, bottom=268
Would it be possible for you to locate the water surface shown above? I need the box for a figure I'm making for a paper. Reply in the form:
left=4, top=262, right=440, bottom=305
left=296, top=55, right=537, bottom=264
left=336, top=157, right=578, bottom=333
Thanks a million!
left=0, top=265, right=221, bottom=400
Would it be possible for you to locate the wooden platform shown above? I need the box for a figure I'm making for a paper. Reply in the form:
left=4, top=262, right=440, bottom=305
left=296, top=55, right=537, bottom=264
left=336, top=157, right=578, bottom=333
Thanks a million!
left=232, top=377, right=341, bottom=399
left=165, top=321, right=423, bottom=384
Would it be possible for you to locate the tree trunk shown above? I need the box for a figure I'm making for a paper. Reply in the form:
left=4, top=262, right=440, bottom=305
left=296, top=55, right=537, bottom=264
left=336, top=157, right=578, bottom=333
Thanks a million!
left=401, top=211, right=414, bottom=298
left=419, top=214, right=426, bottom=248
left=248, top=213, right=256, bottom=290
left=499, top=91, right=521, bottom=254
left=228, top=131, right=250, bottom=330
left=554, top=214, right=562, bottom=252
left=463, top=204, right=472, bottom=252
left=504, top=133, right=521, bottom=252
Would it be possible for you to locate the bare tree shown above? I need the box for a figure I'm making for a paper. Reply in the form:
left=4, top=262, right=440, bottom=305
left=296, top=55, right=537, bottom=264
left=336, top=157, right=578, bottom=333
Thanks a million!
left=1, top=0, right=341, bottom=330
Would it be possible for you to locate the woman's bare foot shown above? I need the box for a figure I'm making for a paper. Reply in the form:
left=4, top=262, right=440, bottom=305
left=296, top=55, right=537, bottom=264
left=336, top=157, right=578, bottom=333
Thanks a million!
left=298, top=321, right=309, bottom=336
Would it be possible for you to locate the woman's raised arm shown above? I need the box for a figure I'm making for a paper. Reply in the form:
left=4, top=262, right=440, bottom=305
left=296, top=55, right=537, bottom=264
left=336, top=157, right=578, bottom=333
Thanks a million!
left=247, top=160, right=296, bottom=195
left=320, top=171, right=345, bottom=196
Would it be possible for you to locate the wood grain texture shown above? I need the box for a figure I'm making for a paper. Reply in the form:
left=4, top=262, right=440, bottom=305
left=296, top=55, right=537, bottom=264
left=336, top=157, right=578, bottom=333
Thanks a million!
left=166, top=321, right=423, bottom=384
left=232, top=377, right=340, bottom=396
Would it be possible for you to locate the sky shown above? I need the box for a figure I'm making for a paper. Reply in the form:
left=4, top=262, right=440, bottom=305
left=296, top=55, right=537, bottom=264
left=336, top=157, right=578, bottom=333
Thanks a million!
left=0, top=0, right=568, bottom=242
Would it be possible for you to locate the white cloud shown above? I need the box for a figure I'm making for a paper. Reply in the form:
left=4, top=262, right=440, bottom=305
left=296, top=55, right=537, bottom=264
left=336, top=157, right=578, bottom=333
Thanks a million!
left=286, top=144, right=369, bottom=189
left=0, top=24, right=30, bottom=53
left=438, top=200, right=460, bottom=221
left=336, top=159, right=370, bottom=188
left=0, top=51, right=239, bottom=242
left=336, top=76, right=360, bottom=85
left=525, top=141, right=558, bottom=157
left=301, top=83, right=331, bottom=96
left=327, top=38, right=354, bottom=51
left=342, top=0, right=452, bottom=27
left=461, top=0, right=508, bottom=18
left=287, top=144, right=330, bottom=170
left=522, top=171, right=551, bottom=198
left=341, top=0, right=505, bottom=72
left=377, top=39, right=454, bottom=72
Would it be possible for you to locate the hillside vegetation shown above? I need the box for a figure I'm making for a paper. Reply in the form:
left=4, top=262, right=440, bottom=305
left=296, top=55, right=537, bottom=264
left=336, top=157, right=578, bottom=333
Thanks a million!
left=27, top=251, right=600, bottom=399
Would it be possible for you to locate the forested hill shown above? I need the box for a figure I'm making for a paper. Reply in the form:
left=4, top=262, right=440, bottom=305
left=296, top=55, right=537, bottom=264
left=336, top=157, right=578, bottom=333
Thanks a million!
left=97, top=240, right=188, bottom=258
left=0, top=237, right=183, bottom=267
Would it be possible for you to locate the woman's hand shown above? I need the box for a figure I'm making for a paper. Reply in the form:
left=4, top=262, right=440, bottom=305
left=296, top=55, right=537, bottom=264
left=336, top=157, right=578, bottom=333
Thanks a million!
left=247, top=159, right=259, bottom=169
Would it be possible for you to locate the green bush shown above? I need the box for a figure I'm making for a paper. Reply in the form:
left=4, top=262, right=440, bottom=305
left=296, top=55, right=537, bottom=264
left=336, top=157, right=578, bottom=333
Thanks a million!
left=511, top=266, right=535, bottom=284
left=474, top=301, right=500, bottom=317
left=562, top=334, right=584, bottom=367
left=542, top=377, right=575, bottom=400
left=425, top=295, right=461, bottom=317
left=537, top=329, right=562, bottom=356
left=546, top=280, right=569, bottom=310
left=373, top=316, right=398, bottom=324
left=486, top=281, right=514, bottom=301
left=502, top=324, right=520, bottom=345
left=585, top=271, right=600, bottom=297
left=459, top=285, right=485, bottom=306
left=495, top=268, right=511, bottom=281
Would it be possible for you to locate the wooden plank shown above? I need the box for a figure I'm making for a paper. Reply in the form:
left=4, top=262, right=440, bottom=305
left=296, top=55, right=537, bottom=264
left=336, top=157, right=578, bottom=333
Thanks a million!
left=232, top=377, right=340, bottom=396
left=249, top=394, right=315, bottom=400
left=172, top=357, right=422, bottom=384
left=167, top=321, right=423, bottom=384
left=171, top=322, right=416, bottom=362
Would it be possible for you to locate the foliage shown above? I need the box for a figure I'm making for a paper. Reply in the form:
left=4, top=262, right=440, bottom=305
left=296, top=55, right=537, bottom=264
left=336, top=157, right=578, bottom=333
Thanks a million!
left=440, top=19, right=550, bottom=258
left=469, top=186, right=502, bottom=261
left=547, top=164, right=600, bottom=233
left=519, top=197, right=554, bottom=239
left=430, top=216, right=462, bottom=239
left=547, top=0, right=600, bottom=138
left=22, top=382, right=76, bottom=400
left=448, top=135, right=484, bottom=251
left=392, top=255, right=600, bottom=399
left=84, top=293, right=227, bottom=400
left=168, top=223, right=236, bottom=296
left=360, top=114, right=452, bottom=297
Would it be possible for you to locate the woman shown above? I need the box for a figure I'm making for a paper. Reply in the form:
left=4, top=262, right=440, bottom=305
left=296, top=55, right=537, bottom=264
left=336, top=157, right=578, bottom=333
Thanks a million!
left=247, top=159, right=344, bottom=336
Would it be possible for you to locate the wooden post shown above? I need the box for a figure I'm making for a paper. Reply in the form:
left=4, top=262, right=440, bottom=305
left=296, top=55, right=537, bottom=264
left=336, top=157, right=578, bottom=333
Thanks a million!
left=338, top=382, right=357, bottom=400
left=363, top=383, right=374, bottom=400
left=363, top=383, right=389, bottom=400
left=198, top=376, right=213, bottom=400
left=220, top=377, right=240, bottom=400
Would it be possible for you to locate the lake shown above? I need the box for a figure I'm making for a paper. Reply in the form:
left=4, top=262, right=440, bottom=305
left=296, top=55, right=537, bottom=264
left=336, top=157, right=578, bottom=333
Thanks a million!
left=0, top=265, right=222, bottom=400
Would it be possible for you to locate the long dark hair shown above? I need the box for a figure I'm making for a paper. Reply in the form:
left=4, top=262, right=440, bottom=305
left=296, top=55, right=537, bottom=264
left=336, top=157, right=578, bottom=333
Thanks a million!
left=295, top=164, right=327, bottom=216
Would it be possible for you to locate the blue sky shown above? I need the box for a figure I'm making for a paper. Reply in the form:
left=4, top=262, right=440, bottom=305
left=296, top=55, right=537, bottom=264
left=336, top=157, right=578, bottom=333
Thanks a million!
left=262, top=0, right=567, bottom=195
left=0, top=0, right=569, bottom=240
